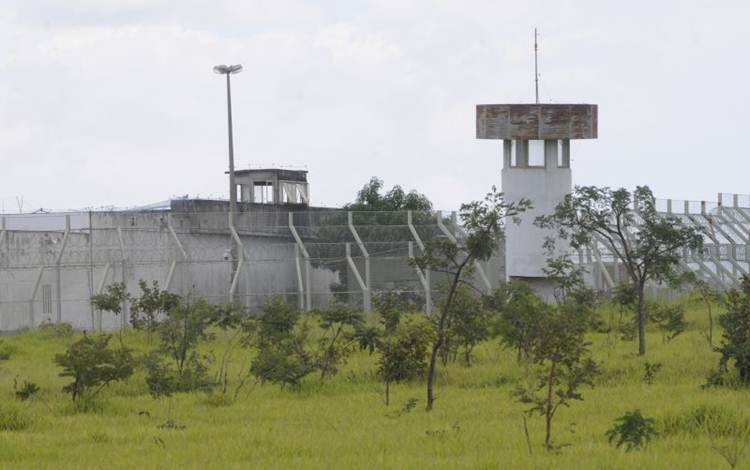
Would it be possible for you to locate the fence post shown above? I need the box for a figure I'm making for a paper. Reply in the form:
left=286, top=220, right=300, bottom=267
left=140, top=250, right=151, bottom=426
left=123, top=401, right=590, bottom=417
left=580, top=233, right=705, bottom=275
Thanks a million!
left=228, top=213, right=245, bottom=305
left=288, top=212, right=312, bottom=310
left=407, top=211, right=431, bottom=314
left=345, top=243, right=369, bottom=311
left=347, top=212, right=371, bottom=312
left=117, top=226, right=128, bottom=330
left=55, top=215, right=71, bottom=324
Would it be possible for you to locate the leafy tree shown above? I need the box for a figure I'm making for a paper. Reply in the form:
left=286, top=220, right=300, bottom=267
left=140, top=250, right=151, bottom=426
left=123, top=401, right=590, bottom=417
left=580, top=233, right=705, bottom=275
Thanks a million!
left=605, top=410, right=658, bottom=451
left=130, top=280, right=180, bottom=344
left=54, top=334, right=135, bottom=402
left=536, top=185, right=703, bottom=355
left=90, top=282, right=131, bottom=334
left=411, top=187, right=530, bottom=411
left=345, top=177, right=432, bottom=212
left=714, top=276, right=750, bottom=384
left=512, top=301, right=599, bottom=450
left=314, top=303, right=364, bottom=379
left=378, top=315, right=434, bottom=405
left=246, top=297, right=314, bottom=389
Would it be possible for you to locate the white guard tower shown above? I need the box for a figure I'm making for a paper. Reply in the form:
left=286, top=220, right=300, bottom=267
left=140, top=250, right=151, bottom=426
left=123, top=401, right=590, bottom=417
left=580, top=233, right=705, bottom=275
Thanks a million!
left=476, top=104, right=598, bottom=295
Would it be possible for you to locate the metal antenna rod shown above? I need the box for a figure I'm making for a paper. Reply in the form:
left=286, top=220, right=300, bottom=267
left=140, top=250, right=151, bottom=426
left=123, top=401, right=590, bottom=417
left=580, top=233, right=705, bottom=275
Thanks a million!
left=534, top=28, right=539, bottom=104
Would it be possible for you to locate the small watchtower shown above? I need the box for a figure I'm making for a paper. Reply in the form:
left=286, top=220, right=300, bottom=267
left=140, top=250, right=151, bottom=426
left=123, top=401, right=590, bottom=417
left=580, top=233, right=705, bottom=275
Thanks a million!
left=232, top=169, right=310, bottom=206
left=476, top=103, right=598, bottom=293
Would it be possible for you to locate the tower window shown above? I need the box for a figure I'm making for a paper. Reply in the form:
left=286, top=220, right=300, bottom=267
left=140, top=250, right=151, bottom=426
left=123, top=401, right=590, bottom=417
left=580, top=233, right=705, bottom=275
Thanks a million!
left=253, top=182, right=274, bottom=203
left=528, top=140, right=545, bottom=167
left=557, top=139, right=570, bottom=168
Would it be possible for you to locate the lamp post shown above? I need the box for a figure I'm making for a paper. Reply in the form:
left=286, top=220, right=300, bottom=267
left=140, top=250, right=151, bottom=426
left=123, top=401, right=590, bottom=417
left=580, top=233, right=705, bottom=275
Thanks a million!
left=213, top=64, right=243, bottom=218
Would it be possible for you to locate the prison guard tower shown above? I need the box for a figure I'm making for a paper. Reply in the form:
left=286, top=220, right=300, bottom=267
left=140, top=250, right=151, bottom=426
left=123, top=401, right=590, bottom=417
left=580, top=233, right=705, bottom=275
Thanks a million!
left=476, top=104, right=598, bottom=296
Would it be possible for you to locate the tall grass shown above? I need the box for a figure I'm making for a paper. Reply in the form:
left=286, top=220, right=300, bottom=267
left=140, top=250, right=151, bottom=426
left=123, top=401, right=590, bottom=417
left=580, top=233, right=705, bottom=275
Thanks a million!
left=0, top=300, right=744, bottom=469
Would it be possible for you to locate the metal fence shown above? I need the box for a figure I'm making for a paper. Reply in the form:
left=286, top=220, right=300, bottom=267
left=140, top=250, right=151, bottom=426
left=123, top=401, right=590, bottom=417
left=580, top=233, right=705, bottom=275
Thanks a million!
left=581, top=193, right=750, bottom=292
left=0, top=208, right=504, bottom=332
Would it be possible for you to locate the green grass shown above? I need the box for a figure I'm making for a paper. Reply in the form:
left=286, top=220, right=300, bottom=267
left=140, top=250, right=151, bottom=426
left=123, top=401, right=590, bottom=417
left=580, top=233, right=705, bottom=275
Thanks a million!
left=0, top=299, right=748, bottom=469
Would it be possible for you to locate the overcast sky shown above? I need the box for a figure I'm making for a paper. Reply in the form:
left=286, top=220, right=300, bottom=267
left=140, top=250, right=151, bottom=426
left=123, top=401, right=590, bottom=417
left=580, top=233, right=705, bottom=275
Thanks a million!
left=1, top=0, right=749, bottom=213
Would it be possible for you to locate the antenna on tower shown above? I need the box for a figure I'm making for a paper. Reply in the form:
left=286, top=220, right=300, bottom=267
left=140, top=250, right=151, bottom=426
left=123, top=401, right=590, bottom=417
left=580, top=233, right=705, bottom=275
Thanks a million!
left=534, top=28, right=540, bottom=104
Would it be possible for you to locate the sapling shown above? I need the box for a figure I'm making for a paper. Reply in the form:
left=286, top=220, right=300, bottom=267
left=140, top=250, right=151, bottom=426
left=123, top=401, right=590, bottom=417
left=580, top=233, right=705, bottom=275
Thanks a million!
left=512, top=301, right=599, bottom=450
left=411, top=187, right=530, bottom=410
left=130, top=280, right=180, bottom=344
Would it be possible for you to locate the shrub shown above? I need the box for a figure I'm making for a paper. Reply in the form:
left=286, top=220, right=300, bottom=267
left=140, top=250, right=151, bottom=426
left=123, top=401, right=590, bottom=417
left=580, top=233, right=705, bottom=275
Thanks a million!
left=38, top=321, right=74, bottom=338
left=714, top=279, right=750, bottom=384
left=648, top=302, right=686, bottom=344
left=643, top=362, right=662, bottom=385
left=147, top=297, right=215, bottom=394
left=0, top=402, right=32, bottom=431
left=0, top=340, right=16, bottom=360
left=14, top=380, right=40, bottom=401
left=315, top=303, right=364, bottom=379
left=246, top=298, right=314, bottom=389
left=606, top=410, right=657, bottom=451
left=54, top=334, right=135, bottom=402
left=378, top=315, right=434, bottom=405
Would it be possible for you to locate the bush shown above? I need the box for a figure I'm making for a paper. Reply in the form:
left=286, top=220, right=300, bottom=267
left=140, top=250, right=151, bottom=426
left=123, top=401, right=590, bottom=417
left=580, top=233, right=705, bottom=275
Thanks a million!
left=54, top=334, right=135, bottom=402
left=0, top=403, right=32, bottom=431
left=247, top=298, right=314, bottom=389
left=147, top=297, right=215, bottom=394
left=38, top=321, right=74, bottom=338
left=715, top=280, right=750, bottom=384
left=606, top=410, right=657, bottom=451
left=14, top=380, right=40, bottom=401
left=0, top=341, right=16, bottom=360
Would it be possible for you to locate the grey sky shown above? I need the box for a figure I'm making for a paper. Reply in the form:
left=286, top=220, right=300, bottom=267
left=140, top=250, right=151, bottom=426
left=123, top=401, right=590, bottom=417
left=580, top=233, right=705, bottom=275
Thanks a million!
left=1, top=0, right=748, bottom=213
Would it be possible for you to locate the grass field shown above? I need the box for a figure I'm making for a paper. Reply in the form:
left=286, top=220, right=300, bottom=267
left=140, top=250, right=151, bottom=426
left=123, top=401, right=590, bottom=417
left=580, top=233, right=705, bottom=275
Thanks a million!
left=0, top=299, right=748, bottom=469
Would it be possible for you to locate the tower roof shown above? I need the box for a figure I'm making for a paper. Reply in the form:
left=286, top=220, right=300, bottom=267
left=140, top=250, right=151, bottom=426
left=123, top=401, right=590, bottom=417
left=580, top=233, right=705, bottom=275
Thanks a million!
left=476, top=104, right=597, bottom=140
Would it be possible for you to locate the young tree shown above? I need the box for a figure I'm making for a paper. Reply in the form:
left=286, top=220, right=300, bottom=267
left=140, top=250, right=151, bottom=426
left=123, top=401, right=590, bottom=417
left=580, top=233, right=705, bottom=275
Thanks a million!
left=90, top=282, right=130, bottom=335
left=444, top=285, right=491, bottom=366
left=713, top=276, right=750, bottom=384
left=146, top=297, right=216, bottom=394
left=315, top=303, right=364, bottom=379
left=55, top=334, right=135, bottom=402
left=492, top=282, right=546, bottom=362
left=411, top=187, right=530, bottom=411
left=130, top=280, right=180, bottom=344
left=378, top=316, right=433, bottom=405
left=210, top=303, right=247, bottom=395
left=246, top=297, right=314, bottom=389
left=513, top=301, right=599, bottom=450
left=648, top=302, right=686, bottom=344
left=536, top=185, right=703, bottom=355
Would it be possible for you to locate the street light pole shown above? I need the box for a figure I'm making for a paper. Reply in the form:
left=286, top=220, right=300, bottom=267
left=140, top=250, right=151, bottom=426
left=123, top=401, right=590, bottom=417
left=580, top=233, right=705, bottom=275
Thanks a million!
left=213, top=64, right=243, bottom=219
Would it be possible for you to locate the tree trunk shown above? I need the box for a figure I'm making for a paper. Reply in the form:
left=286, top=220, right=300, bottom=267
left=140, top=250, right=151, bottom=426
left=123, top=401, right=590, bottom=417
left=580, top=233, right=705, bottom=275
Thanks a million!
left=385, top=381, right=390, bottom=406
left=426, top=339, right=441, bottom=411
left=706, top=298, right=713, bottom=347
left=544, top=361, right=557, bottom=450
left=637, top=283, right=646, bottom=356
left=426, top=259, right=468, bottom=411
